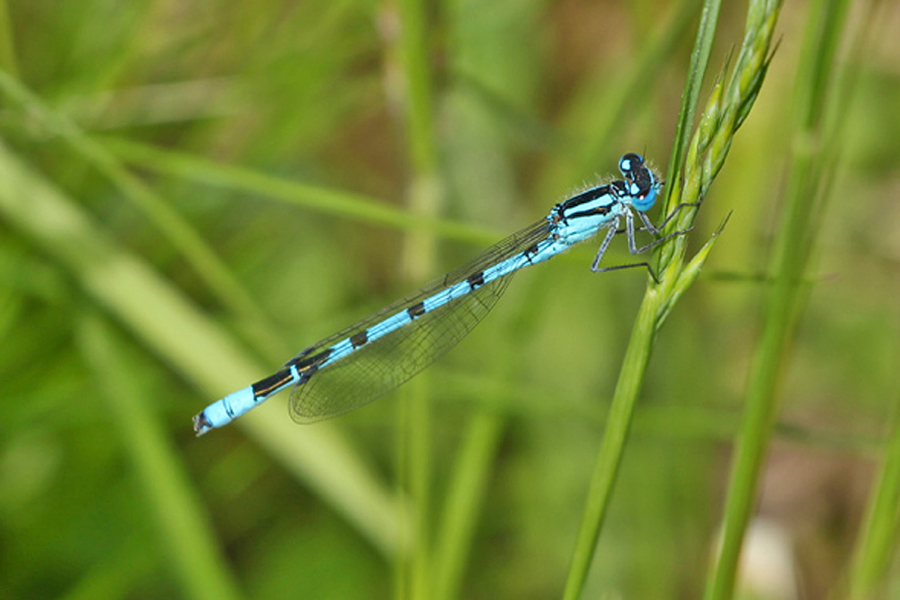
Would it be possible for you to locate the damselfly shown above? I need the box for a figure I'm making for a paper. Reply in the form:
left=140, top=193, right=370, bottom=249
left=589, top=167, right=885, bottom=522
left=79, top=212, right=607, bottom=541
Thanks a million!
left=193, top=153, right=687, bottom=435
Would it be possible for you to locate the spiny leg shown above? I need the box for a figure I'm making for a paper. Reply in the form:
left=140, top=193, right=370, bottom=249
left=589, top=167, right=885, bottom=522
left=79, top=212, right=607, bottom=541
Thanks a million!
left=647, top=201, right=703, bottom=234
left=589, top=215, right=620, bottom=272
left=625, top=209, right=688, bottom=256
left=632, top=216, right=694, bottom=254
left=591, top=208, right=694, bottom=283
left=592, top=259, right=660, bottom=283
left=623, top=201, right=699, bottom=255
left=590, top=216, right=660, bottom=282
left=615, top=201, right=700, bottom=238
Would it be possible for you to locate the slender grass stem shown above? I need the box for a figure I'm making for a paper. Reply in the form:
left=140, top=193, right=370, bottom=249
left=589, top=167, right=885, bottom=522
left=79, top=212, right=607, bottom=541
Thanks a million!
left=0, top=0, right=18, bottom=77
left=0, top=72, right=276, bottom=349
left=848, top=401, right=900, bottom=599
left=700, top=0, right=881, bottom=598
left=79, top=314, right=244, bottom=600
left=0, top=139, right=404, bottom=559
left=562, top=287, right=663, bottom=600
left=562, top=1, right=782, bottom=597
left=388, top=0, right=443, bottom=596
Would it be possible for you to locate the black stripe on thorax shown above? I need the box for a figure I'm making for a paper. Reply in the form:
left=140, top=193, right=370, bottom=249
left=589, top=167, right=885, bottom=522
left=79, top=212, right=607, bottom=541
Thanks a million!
left=558, top=184, right=614, bottom=212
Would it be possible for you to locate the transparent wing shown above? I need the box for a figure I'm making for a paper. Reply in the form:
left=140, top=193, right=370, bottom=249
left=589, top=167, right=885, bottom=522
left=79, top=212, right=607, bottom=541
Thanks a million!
left=288, top=218, right=552, bottom=423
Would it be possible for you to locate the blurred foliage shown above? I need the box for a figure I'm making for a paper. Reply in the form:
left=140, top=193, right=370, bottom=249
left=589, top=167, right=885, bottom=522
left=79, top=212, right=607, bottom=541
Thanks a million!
left=0, top=0, right=898, bottom=599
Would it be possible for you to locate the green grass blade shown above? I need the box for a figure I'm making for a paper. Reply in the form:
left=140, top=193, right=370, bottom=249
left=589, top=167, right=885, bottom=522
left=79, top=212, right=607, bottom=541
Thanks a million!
left=79, top=313, right=244, bottom=600
left=431, top=412, right=505, bottom=600
left=702, top=1, right=858, bottom=599
left=390, top=0, right=443, bottom=596
left=0, top=70, right=276, bottom=347
left=0, top=139, right=404, bottom=558
left=562, top=286, right=663, bottom=600
left=662, top=0, right=722, bottom=197
left=101, top=135, right=499, bottom=247
left=0, top=0, right=17, bottom=77
left=848, top=402, right=900, bottom=599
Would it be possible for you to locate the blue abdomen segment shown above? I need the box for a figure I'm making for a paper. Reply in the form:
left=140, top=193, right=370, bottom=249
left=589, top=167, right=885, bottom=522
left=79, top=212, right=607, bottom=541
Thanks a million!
left=193, top=386, right=255, bottom=434
left=193, top=365, right=303, bottom=435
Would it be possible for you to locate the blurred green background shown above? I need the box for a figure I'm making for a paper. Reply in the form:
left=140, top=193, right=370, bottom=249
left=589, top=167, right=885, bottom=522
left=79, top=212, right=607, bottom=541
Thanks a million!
left=0, top=0, right=898, bottom=599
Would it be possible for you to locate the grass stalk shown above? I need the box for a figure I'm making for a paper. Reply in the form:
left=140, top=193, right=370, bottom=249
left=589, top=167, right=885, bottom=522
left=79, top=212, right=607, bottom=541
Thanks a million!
left=702, top=0, right=859, bottom=598
left=562, top=286, right=664, bottom=600
left=662, top=0, right=722, bottom=192
left=0, top=71, right=283, bottom=360
left=431, top=412, right=505, bottom=600
left=389, top=0, right=443, bottom=596
left=563, top=1, right=782, bottom=597
left=0, top=0, right=17, bottom=77
left=847, top=401, right=900, bottom=599
left=0, top=139, right=404, bottom=559
left=101, top=136, right=498, bottom=246
left=79, top=313, right=243, bottom=600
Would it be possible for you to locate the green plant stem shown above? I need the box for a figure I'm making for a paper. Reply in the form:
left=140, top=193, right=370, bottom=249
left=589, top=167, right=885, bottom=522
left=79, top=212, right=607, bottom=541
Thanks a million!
left=432, top=411, right=506, bottom=600
left=0, top=72, right=272, bottom=346
left=79, top=314, right=243, bottom=600
left=390, top=0, right=443, bottom=597
left=0, top=0, right=17, bottom=77
left=663, top=0, right=722, bottom=194
left=701, top=242, right=801, bottom=600
left=562, top=287, right=663, bottom=600
left=0, top=139, right=403, bottom=559
left=561, top=0, right=781, bottom=596
left=703, top=1, right=850, bottom=598
left=101, top=136, right=497, bottom=246
left=848, top=401, right=900, bottom=599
